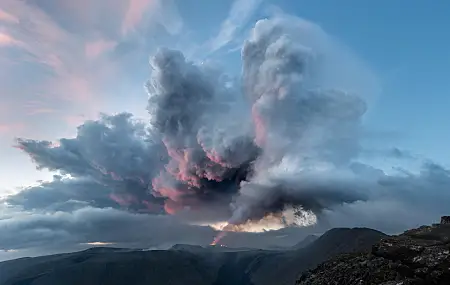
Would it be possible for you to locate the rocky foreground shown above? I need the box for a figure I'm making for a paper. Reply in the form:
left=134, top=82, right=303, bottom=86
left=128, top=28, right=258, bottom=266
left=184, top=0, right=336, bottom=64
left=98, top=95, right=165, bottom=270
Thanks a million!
left=296, top=221, right=450, bottom=285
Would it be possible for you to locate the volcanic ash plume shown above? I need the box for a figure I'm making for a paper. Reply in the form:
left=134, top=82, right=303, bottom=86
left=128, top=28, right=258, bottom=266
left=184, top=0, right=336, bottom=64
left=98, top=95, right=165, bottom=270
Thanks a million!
left=227, top=17, right=368, bottom=225
left=147, top=16, right=369, bottom=229
left=147, top=48, right=259, bottom=214
left=15, top=15, right=374, bottom=234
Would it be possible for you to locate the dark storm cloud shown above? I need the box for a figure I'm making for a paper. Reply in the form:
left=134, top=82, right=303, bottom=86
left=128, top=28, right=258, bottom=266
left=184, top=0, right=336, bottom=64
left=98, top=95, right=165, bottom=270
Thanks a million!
left=5, top=176, right=119, bottom=212
left=15, top=113, right=166, bottom=212
left=17, top=112, right=163, bottom=179
left=0, top=204, right=322, bottom=254
left=0, top=206, right=213, bottom=251
left=321, top=162, right=450, bottom=233
left=147, top=47, right=259, bottom=213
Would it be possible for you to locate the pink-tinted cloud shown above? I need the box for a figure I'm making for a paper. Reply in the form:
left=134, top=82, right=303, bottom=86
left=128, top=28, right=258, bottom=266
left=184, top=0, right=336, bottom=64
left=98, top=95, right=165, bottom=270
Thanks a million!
left=25, top=0, right=124, bottom=38
left=0, top=0, right=187, bottom=195
left=0, top=8, right=18, bottom=23
left=1, top=0, right=107, bottom=115
left=122, top=0, right=183, bottom=35
left=0, top=32, right=19, bottom=47
left=110, top=193, right=138, bottom=207
left=23, top=100, right=58, bottom=116
left=61, top=76, right=95, bottom=103
left=0, top=105, right=26, bottom=137
left=27, top=109, right=58, bottom=116
left=122, top=0, right=154, bottom=34
left=29, top=0, right=180, bottom=38
left=0, top=0, right=184, bottom=142
left=0, top=123, right=25, bottom=135
left=85, top=39, right=117, bottom=58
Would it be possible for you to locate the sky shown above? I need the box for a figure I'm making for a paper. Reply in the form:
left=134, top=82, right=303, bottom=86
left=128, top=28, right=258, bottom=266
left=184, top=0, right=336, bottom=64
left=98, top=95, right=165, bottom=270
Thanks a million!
left=1, top=0, right=450, bottom=261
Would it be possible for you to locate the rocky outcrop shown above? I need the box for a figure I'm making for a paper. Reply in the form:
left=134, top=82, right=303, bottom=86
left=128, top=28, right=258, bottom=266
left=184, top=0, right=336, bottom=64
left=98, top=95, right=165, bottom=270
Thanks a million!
left=296, top=222, right=450, bottom=285
left=441, top=216, right=450, bottom=225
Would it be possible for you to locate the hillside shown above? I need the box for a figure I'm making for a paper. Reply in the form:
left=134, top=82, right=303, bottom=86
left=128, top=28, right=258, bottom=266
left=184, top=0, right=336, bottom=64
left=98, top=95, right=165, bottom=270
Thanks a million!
left=0, top=227, right=385, bottom=285
left=249, top=228, right=387, bottom=285
left=296, top=221, right=450, bottom=284
left=292, top=235, right=319, bottom=250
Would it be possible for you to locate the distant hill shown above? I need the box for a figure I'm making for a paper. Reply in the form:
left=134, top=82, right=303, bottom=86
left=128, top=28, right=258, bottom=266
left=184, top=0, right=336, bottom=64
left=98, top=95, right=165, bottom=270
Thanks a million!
left=170, top=244, right=256, bottom=253
left=248, top=227, right=387, bottom=285
left=292, top=235, right=319, bottom=250
left=0, top=227, right=386, bottom=285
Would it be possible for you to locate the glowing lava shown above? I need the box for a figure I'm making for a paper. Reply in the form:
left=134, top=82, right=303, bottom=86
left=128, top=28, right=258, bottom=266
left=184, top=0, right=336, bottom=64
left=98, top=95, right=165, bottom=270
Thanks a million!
left=207, top=207, right=317, bottom=233
left=210, top=231, right=228, bottom=246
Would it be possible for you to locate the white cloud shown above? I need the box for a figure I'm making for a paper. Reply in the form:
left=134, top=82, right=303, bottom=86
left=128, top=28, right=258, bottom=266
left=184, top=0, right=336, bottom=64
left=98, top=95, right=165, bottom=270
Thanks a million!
left=123, top=0, right=183, bottom=36
left=208, top=0, right=263, bottom=52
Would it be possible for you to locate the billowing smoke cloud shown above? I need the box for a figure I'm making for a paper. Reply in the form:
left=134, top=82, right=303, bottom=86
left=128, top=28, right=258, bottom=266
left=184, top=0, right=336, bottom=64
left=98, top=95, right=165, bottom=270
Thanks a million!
left=226, top=17, right=369, bottom=225
left=14, top=113, right=166, bottom=213
left=147, top=48, right=259, bottom=214
left=10, top=15, right=375, bottom=227
left=144, top=16, right=372, bottom=226
left=7, top=14, right=449, bottom=246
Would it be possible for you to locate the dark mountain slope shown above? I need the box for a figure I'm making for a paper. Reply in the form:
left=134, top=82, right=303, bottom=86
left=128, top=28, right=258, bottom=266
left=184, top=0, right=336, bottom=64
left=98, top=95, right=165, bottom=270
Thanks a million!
left=1, top=249, right=219, bottom=285
left=292, top=235, right=319, bottom=250
left=0, top=227, right=386, bottom=285
left=249, top=228, right=387, bottom=285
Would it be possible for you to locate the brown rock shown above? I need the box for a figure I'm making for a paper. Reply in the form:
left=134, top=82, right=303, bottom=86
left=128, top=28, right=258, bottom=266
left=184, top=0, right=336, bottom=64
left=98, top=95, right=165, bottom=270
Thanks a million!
left=296, top=222, right=450, bottom=285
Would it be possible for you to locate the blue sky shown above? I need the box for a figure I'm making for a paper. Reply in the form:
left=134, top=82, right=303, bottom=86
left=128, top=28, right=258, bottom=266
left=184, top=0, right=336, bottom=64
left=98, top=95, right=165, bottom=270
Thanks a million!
left=291, top=0, right=450, bottom=166
left=1, top=0, right=449, bottom=191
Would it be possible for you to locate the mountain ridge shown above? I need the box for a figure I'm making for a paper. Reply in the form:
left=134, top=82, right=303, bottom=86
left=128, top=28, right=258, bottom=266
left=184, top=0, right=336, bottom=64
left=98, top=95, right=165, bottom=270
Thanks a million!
left=0, top=227, right=386, bottom=285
